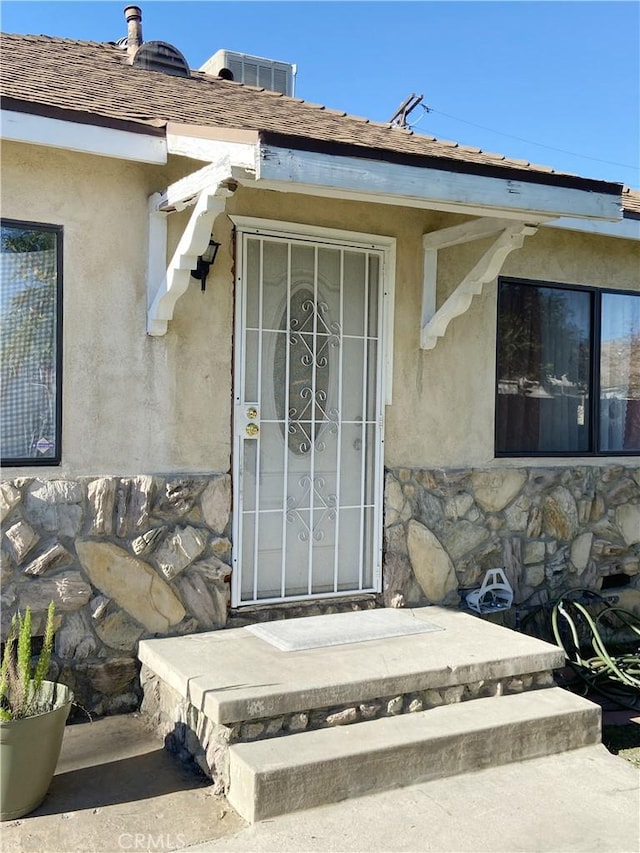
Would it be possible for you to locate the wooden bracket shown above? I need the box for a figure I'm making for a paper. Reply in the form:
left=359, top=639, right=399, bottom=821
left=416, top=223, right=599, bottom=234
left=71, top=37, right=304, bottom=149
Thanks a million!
left=420, top=219, right=538, bottom=350
left=146, top=158, right=235, bottom=336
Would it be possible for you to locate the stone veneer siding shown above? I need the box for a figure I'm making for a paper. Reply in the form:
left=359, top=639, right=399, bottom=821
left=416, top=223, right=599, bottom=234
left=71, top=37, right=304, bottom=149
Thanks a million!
left=1, top=464, right=639, bottom=713
left=0, top=475, right=232, bottom=715
left=383, top=465, right=640, bottom=617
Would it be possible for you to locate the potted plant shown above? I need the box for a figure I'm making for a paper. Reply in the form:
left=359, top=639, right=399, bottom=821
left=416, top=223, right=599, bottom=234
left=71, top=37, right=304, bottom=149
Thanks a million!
left=0, top=601, right=73, bottom=821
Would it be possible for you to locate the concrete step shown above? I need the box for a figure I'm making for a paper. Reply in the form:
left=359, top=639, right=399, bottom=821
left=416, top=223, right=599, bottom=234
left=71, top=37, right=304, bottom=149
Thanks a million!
left=138, top=607, right=565, bottom=725
left=227, top=687, right=601, bottom=823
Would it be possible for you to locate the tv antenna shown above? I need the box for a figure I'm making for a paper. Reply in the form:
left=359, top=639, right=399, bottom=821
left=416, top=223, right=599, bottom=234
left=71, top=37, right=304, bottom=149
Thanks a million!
left=388, top=93, right=424, bottom=128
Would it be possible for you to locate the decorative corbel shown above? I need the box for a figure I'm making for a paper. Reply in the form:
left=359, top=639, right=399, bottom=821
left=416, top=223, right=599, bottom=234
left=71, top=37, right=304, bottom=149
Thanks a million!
left=146, top=157, right=236, bottom=336
left=420, top=220, right=538, bottom=350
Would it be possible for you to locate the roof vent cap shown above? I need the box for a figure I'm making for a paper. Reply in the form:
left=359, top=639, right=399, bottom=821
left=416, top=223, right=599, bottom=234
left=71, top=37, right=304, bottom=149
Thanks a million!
left=124, top=5, right=143, bottom=56
left=132, top=41, right=191, bottom=78
left=119, top=6, right=190, bottom=77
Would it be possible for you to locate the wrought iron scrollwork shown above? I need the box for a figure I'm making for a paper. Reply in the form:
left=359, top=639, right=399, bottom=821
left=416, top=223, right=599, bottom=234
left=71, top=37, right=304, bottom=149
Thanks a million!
left=286, top=475, right=338, bottom=541
left=275, top=286, right=341, bottom=455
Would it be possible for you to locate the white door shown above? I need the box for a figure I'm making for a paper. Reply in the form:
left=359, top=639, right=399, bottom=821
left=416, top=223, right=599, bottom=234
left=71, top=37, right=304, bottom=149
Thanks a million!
left=232, top=222, right=388, bottom=606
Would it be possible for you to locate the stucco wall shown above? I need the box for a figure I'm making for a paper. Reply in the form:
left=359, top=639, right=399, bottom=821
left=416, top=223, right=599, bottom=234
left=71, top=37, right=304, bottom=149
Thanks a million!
left=2, top=141, right=638, bottom=477
left=0, top=143, right=233, bottom=476
left=2, top=142, right=638, bottom=713
left=224, top=188, right=639, bottom=469
left=386, top=225, right=640, bottom=468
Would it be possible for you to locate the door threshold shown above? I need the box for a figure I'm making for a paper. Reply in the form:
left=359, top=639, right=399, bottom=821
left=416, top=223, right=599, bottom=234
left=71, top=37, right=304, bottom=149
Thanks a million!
left=227, top=593, right=380, bottom=626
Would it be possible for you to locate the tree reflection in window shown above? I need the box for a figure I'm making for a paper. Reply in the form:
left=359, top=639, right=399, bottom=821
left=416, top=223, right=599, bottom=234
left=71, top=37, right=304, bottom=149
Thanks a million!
left=496, top=281, right=591, bottom=454
left=1, top=222, right=61, bottom=464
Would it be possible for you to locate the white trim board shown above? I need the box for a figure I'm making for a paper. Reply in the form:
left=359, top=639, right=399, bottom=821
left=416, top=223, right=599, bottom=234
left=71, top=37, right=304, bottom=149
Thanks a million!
left=546, top=215, right=640, bottom=241
left=256, top=146, right=623, bottom=223
left=167, top=131, right=257, bottom=170
left=0, top=109, right=167, bottom=164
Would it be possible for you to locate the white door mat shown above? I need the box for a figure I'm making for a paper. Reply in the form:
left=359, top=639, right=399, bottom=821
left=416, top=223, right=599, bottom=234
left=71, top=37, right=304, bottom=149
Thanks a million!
left=245, top=608, right=444, bottom=651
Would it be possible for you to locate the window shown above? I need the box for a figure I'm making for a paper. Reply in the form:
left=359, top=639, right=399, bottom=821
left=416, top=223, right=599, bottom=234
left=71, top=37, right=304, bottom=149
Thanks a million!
left=1, top=220, right=62, bottom=465
left=496, top=278, right=639, bottom=456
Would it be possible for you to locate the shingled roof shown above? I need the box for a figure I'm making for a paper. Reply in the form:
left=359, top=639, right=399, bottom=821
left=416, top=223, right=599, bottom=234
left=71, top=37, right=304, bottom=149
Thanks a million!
left=1, top=30, right=638, bottom=213
left=622, top=187, right=640, bottom=217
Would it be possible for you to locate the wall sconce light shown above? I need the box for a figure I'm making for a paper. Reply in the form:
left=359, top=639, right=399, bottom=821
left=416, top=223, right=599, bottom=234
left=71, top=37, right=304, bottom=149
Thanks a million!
left=190, top=239, right=220, bottom=292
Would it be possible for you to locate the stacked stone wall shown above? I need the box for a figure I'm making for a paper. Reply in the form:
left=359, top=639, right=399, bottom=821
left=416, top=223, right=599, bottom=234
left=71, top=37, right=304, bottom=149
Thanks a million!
left=383, top=465, right=640, bottom=619
left=0, top=474, right=232, bottom=715
left=2, top=464, right=639, bottom=714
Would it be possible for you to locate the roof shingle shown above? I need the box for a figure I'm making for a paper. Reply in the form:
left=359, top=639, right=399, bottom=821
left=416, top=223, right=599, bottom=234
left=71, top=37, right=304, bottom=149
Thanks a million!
left=1, top=31, right=636, bottom=211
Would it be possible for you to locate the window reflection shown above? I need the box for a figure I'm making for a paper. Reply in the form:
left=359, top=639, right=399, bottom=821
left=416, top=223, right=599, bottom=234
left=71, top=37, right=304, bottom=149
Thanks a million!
left=496, top=282, right=591, bottom=453
left=600, top=293, right=640, bottom=452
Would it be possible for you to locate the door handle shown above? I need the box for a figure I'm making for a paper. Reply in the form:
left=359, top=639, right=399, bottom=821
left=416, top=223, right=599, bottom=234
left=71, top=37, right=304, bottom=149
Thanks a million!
left=246, top=423, right=259, bottom=437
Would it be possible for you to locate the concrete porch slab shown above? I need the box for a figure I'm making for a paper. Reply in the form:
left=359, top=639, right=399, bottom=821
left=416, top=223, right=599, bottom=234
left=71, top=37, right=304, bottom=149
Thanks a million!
left=138, top=606, right=565, bottom=725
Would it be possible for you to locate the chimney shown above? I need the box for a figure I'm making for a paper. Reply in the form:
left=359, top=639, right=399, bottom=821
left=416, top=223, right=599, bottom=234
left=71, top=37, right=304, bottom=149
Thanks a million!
left=124, top=6, right=143, bottom=57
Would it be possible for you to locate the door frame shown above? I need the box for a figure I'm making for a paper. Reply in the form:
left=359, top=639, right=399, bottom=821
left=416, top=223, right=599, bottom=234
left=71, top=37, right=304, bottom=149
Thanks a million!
left=229, top=215, right=396, bottom=607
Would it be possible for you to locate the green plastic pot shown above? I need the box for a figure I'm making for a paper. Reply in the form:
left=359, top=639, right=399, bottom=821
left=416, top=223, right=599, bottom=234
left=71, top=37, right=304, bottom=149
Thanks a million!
left=0, top=682, right=73, bottom=821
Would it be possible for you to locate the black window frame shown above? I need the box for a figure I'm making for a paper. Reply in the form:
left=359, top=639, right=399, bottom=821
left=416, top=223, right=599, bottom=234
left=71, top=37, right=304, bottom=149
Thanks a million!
left=0, top=218, right=63, bottom=467
left=495, top=276, right=639, bottom=458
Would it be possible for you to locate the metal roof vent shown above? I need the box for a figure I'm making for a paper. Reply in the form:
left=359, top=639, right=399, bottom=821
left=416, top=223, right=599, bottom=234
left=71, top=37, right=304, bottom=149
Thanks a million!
left=131, top=41, right=191, bottom=77
left=121, top=6, right=190, bottom=78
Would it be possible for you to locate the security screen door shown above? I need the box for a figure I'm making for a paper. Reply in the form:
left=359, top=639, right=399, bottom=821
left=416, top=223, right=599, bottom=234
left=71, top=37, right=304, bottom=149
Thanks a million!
left=232, top=226, right=386, bottom=606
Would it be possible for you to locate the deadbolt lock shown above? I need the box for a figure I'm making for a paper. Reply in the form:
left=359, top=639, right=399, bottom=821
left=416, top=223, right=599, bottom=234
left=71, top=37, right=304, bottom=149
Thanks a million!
left=247, top=407, right=258, bottom=420
left=245, top=423, right=259, bottom=437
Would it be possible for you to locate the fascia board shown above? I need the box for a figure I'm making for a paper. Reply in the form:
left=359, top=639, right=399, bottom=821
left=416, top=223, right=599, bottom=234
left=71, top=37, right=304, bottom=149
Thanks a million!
left=0, top=109, right=167, bottom=164
left=545, top=215, right=640, bottom=241
left=257, top=145, right=622, bottom=223
left=166, top=125, right=258, bottom=170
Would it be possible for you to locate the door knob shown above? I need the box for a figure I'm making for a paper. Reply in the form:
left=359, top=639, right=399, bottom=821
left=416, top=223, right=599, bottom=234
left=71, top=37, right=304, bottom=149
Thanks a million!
left=247, top=407, right=258, bottom=419
left=246, top=423, right=259, bottom=437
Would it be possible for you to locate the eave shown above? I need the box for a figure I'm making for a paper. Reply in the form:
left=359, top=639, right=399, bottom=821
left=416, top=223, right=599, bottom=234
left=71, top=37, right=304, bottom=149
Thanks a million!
left=255, top=144, right=623, bottom=223
left=2, top=109, right=633, bottom=343
left=1, top=105, right=625, bottom=225
left=0, top=107, right=167, bottom=164
left=256, top=130, right=621, bottom=196
left=544, top=214, right=640, bottom=241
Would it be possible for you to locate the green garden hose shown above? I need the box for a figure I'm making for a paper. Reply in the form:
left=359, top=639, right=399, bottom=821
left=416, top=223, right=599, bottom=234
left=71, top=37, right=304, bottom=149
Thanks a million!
left=550, top=592, right=640, bottom=710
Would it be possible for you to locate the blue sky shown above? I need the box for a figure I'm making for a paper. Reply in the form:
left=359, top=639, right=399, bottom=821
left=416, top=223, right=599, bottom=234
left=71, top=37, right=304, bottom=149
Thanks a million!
left=2, top=1, right=639, bottom=187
